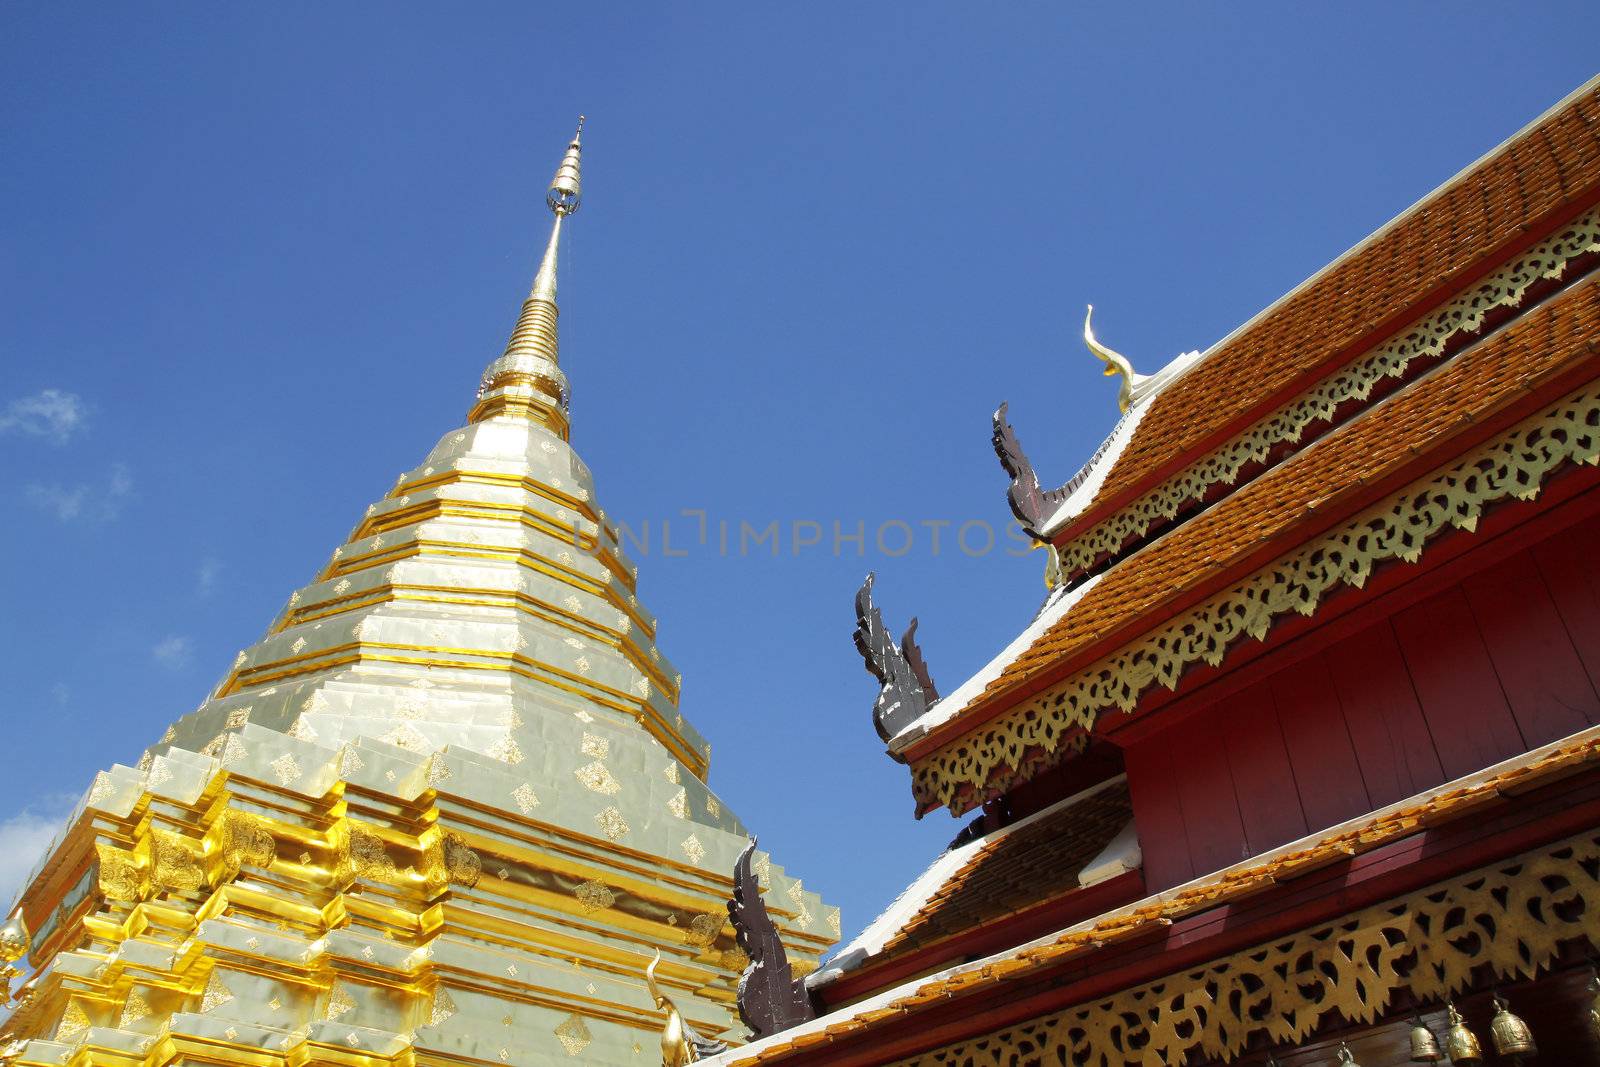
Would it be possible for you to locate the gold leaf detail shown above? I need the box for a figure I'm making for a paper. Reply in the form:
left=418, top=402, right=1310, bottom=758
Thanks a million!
left=580, top=733, right=609, bottom=759
left=97, top=842, right=145, bottom=902
left=287, top=717, right=318, bottom=743
left=688, top=912, right=723, bottom=947
left=573, top=880, right=615, bottom=913
left=290, top=636, right=307, bottom=655
left=553, top=1014, right=593, bottom=1057
left=667, top=788, right=689, bottom=819
left=325, top=984, right=355, bottom=1021
left=681, top=834, right=706, bottom=866
left=512, top=783, right=540, bottom=815
left=225, top=707, right=250, bottom=729
left=270, top=753, right=302, bottom=787
left=87, top=771, right=114, bottom=805
left=427, top=756, right=451, bottom=787
left=663, top=763, right=680, bottom=786
left=574, top=760, right=621, bottom=796
left=488, top=734, right=524, bottom=765
left=56, top=1001, right=90, bottom=1042
left=594, top=807, right=629, bottom=841
left=428, top=988, right=457, bottom=1027
left=120, top=991, right=151, bottom=1027
left=443, top=834, right=481, bottom=888
left=200, top=969, right=235, bottom=1013
left=220, top=734, right=249, bottom=765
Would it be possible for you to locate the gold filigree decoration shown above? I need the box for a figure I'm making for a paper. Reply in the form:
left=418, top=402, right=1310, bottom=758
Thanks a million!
left=152, top=830, right=207, bottom=892
left=664, top=762, right=680, bottom=786
left=895, top=830, right=1600, bottom=1067
left=594, top=807, right=629, bottom=841
left=55, top=1001, right=90, bottom=1043
left=681, top=834, right=706, bottom=866
left=225, top=707, right=250, bottom=729
left=574, top=880, right=615, bottom=913
left=554, top=1013, right=593, bottom=1056
left=427, top=755, right=451, bottom=787
left=220, top=810, right=276, bottom=873
left=826, top=907, right=842, bottom=939
left=339, top=746, right=365, bottom=776
left=429, top=987, right=458, bottom=1027
left=349, top=826, right=401, bottom=884
left=581, top=733, right=610, bottom=759
left=383, top=722, right=430, bottom=753
left=1052, top=208, right=1600, bottom=579
left=87, top=771, right=114, bottom=806
left=270, top=753, right=302, bottom=788
left=443, top=833, right=482, bottom=888
left=200, top=969, right=235, bottom=1013
left=688, top=913, right=723, bottom=948
left=488, top=735, right=525, bottom=766
left=96, top=842, right=146, bottom=902
left=287, top=717, right=318, bottom=743
left=916, top=386, right=1600, bottom=812
left=119, top=991, right=151, bottom=1027
left=325, top=983, right=356, bottom=1022
left=219, top=733, right=249, bottom=765
left=667, top=787, right=689, bottom=819
left=575, top=760, right=622, bottom=796
left=512, top=783, right=540, bottom=815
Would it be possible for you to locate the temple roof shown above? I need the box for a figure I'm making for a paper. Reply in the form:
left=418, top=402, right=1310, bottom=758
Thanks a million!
left=705, top=725, right=1600, bottom=1065
left=1040, top=78, right=1600, bottom=544
left=816, top=777, right=1135, bottom=984
left=888, top=77, right=1600, bottom=814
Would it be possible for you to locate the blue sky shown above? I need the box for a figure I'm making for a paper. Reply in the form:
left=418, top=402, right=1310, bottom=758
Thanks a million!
left=1, top=4, right=1596, bottom=941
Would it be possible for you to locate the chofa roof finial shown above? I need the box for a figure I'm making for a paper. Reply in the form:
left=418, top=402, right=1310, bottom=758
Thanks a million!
left=1084, top=304, right=1143, bottom=413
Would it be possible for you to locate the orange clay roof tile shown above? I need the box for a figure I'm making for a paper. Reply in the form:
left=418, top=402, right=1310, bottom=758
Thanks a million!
left=958, top=275, right=1600, bottom=724
left=1070, top=85, right=1600, bottom=533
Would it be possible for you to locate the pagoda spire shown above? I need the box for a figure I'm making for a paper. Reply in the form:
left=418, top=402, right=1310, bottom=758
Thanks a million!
left=469, top=117, right=585, bottom=436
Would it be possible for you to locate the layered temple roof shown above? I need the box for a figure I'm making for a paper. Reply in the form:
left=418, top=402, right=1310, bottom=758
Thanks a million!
left=886, top=78, right=1600, bottom=815
left=1, top=123, right=835, bottom=1067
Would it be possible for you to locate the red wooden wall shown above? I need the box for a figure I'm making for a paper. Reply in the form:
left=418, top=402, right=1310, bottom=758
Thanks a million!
left=1125, top=511, right=1600, bottom=892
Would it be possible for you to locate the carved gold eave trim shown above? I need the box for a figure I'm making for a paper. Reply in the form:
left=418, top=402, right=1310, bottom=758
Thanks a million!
left=913, top=383, right=1600, bottom=814
left=1048, top=207, right=1600, bottom=581
left=727, top=730, right=1600, bottom=1065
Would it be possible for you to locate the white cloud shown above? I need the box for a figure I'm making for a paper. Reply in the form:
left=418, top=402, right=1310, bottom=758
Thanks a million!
left=197, top=557, right=223, bottom=597
left=152, top=635, right=195, bottom=671
left=0, top=802, right=72, bottom=911
left=25, top=462, right=134, bottom=523
left=0, top=390, right=88, bottom=444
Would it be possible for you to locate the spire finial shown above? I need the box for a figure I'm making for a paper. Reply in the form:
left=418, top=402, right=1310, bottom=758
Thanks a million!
left=469, top=119, right=589, bottom=435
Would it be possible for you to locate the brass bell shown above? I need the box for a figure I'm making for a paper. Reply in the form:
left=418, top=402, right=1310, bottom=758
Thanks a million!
left=1444, top=1002, right=1483, bottom=1065
left=1408, top=1015, right=1444, bottom=1062
left=1334, top=1041, right=1359, bottom=1067
left=1489, top=994, right=1536, bottom=1058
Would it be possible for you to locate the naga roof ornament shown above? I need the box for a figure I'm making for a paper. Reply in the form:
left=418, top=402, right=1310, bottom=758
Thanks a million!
left=1084, top=304, right=1144, bottom=414
left=728, top=838, right=816, bottom=1041
left=992, top=401, right=1070, bottom=536
left=853, top=573, right=939, bottom=744
left=646, top=951, right=728, bottom=1065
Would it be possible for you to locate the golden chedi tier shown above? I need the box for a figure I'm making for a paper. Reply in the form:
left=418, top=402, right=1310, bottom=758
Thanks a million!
left=0, top=120, right=837, bottom=1067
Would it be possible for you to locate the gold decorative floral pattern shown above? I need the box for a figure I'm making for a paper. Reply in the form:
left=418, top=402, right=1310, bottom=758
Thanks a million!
left=896, top=830, right=1600, bottom=1067
left=512, top=783, right=540, bottom=815
left=681, top=834, right=706, bottom=866
left=553, top=1013, right=593, bottom=1056
left=574, top=880, right=615, bottom=913
left=574, top=760, right=622, bottom=796
left=1052, top=208, right=1600, bottom=578
left=594, top=807, right=629, bottom=841
left=915, top=386, right=1600, bottom=812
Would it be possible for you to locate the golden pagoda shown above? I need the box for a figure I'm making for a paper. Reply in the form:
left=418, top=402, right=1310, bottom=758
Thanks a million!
left=0, top=121, right=837, bottom=1067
